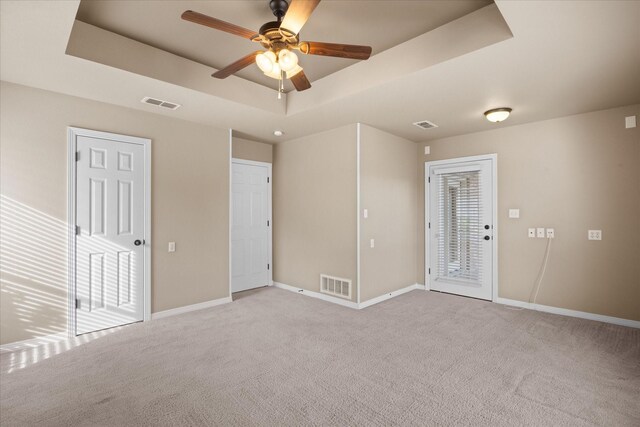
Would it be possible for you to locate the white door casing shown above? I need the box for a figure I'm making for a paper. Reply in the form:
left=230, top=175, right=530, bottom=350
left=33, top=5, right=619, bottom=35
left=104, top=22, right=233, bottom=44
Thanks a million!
left=68, top=128, right=151, bottom=336
left=231, top=159, right=272, bottom=293
left=426, top=155, right=497, bottom=301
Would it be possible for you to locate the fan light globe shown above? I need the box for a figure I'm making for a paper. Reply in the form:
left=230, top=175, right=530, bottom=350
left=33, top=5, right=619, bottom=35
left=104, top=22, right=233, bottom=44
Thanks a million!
left=256, top=51, right=277, bottom=73
left=264, top=62, right=282, bottom=80
left=484, top=108, right=512, bottom=123
left=278, top=49, right=298, bottom=72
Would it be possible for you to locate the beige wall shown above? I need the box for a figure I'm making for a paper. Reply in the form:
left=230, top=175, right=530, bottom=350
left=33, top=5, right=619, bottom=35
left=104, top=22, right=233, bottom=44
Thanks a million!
left=273, top=125, right=357, bottom=300
left=232, top=137, right=273, bottom=163
left=0, top=81, right=230, bottom=345
left=417, top=104, right=640, bottom=321
left=360, top=125, right=418, bottom=301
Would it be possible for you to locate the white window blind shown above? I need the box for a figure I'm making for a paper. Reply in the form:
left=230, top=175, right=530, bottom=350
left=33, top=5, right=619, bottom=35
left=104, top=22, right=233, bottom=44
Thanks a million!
left=436, top=170, right=483, bottom=284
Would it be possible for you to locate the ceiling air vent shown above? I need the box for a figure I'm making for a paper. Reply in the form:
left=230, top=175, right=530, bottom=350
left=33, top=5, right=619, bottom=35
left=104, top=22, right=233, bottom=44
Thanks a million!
left=413, top=120, right=438, bottom=130
left=141, top=97, right=181, bottom=110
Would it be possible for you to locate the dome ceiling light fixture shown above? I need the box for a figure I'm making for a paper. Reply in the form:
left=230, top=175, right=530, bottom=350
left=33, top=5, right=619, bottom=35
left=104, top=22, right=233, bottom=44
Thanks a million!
left=181, top=0, right=373, bottom=99
left=484, top=108, right=512, bottom=123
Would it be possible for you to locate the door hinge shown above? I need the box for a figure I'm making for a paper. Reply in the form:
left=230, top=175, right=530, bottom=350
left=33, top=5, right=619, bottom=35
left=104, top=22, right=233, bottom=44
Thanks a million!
left=267, top=220, right=270, bottom=226
left=428, top=177, right=430, bottom=183
left=75, top=298, right=80, bottom=309
left=267, top=177, right=270, bottom=183
left=267, top=264, right=270, bottom=270
left=428, top=222, right=431, bottom=229
left=76, top=225, right=80, bottom=235
left=428, top=268, right=431, bottom=275
left=75, top=151, right=80, bottom=162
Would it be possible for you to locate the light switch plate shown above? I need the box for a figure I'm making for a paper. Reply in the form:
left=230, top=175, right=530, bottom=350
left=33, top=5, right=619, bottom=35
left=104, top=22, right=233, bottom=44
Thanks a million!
left=168, top=242, right=176, bottom=252
left=625, top=116, right=636, bottom=129
left=363, top=209, right=368, bottom=219
left=509, top=209, right=520, bottom=219
left=370, top=239, right=375, bottom=248
left=537, top=228, right=545, bottom=238
left=528, top=228, right=536, bottom=238
left=424, top=146, right=430, bottom=155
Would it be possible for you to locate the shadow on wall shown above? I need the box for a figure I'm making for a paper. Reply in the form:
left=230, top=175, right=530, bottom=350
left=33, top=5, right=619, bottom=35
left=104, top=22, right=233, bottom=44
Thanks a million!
left=0, top=195, right=68, bottom=345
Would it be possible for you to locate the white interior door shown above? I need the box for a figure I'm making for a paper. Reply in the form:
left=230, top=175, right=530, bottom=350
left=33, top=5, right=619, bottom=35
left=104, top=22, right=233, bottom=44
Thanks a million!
left=427, top=158, right=494, bottom=300
left=75, top=135, right=146, bottom=334
left=231, top=161, right=271, bottom=293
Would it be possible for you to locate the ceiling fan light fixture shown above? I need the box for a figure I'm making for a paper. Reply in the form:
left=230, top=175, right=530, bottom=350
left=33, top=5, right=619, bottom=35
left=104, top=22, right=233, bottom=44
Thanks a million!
left=278, top=49, right=298, bottom=72
left=264, top=61, right=282, bottom=80
left=256, top=50, right=277, bottom=73
left=484, top=107, right=512, bottom=123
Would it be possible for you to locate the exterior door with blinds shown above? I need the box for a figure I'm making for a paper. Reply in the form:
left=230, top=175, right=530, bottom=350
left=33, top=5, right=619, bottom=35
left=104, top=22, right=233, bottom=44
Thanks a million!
left=427, top=157, right=494, bottom=301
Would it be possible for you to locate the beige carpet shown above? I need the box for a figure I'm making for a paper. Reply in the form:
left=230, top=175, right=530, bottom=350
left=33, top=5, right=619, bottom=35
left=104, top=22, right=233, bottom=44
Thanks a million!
left=1, top=287, right=639, bottom=426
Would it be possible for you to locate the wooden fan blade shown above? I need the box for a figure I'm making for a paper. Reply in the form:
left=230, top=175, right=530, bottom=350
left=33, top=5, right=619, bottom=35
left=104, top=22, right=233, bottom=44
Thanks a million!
left=212, top=51, right=262, bottom=79
left=300, top=41, right=372, bottom=60
left=290, top=69, right=311, bottom=91
left=181, top=10, right=257, bottom=40
left=280, top=0, right=320, bottom=36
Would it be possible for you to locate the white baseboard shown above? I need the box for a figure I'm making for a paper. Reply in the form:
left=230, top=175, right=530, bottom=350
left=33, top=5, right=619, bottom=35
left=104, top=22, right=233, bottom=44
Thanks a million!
left=0, top=332, right=69, bottom=354
left=274, top=282, right=423, bottom=310
left=273, top=282, right=359, bottom=309
left=151, top=296, right=233, bottom=320
left=359, top=284, right=424, bottom=309
left=496, top=298, right=640, bottom=329
left=1, top=296, right=233, bottom=353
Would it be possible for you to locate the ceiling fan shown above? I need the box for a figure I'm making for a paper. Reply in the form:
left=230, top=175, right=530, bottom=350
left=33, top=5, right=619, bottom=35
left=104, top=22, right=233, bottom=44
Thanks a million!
left=181, top=0, right=372, bottom=95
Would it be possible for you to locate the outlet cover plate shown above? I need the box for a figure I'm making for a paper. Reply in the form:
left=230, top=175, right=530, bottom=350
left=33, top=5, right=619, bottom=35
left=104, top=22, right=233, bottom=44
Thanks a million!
left=588, top=230, right=602, bottom=240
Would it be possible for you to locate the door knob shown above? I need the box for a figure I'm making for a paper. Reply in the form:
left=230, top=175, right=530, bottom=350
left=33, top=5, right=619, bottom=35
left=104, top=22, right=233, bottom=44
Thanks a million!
left=484, top=235, right=491, bottom=241
left=134, top=240, right=142, bottom=246
left=484, top=225, right=490, bottom=230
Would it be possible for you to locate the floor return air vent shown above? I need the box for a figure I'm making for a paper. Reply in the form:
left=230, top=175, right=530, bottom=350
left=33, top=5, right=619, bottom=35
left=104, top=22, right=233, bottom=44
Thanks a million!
left=320, top=274, right=352, bottom=300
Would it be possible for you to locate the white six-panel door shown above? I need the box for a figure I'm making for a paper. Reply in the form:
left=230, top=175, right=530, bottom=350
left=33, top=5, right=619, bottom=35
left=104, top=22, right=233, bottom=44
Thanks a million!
left=427, top=157, right=495, bottom=301
left=231, top=160, right=271, bottom=293
left=75, top=134, right=146, bottom=334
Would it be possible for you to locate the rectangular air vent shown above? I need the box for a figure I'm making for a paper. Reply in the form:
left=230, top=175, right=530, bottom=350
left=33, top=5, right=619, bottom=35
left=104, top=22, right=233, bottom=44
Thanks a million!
left=141, top=97, right=181, bottom=110
left=413, top=120, right=438, bottom=130
left=320, top=274, right=352, bottom=300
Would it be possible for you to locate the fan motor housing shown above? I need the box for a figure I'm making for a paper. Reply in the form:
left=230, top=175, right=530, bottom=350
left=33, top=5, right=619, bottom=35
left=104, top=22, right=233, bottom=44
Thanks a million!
left=258, top=20, right=298, bottom=50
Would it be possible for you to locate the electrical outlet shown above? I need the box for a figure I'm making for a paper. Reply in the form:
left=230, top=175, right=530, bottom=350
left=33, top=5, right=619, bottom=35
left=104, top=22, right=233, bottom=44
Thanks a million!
left=528, top=228, right=536, bottom=238
left=588, top=230, right=602, bottom=240
left=168, top=242, right=176, bottom=252
left=363, top=209, right=368, bottom=219
left=546, top=228, right=555, bottom=239
left=537, top=228, right=545, bottom=238
left=370, top=238, right=375, bottom=248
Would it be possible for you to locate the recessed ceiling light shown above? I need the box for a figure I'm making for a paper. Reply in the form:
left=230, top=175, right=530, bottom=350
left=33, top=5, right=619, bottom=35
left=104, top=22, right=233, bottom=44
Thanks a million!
left=484, top=108, right=512, bottom=123
left=273, top=130, right=284, bottom=137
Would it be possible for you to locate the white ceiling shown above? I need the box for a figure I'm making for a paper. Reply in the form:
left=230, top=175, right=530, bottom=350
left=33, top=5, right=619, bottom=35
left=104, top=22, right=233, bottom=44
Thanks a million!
left=1, top=1, right=639, bottom=144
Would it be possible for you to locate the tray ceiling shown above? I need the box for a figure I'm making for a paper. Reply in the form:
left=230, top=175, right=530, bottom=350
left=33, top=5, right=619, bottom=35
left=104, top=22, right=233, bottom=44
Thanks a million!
left=75, top=0, right=491, bottom=92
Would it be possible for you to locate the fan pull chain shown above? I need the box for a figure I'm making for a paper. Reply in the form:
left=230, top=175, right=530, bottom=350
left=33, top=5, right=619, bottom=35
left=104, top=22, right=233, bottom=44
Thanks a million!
left=278, top=69, right=284, bottom=99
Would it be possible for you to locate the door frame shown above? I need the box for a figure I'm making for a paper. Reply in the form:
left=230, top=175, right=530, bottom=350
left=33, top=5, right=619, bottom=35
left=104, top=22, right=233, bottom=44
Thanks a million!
left=424, top=154, right=498, bottom=301
left=230, top=157, right=273, bottom=293
left=67, top=127, right=152, bottom=337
